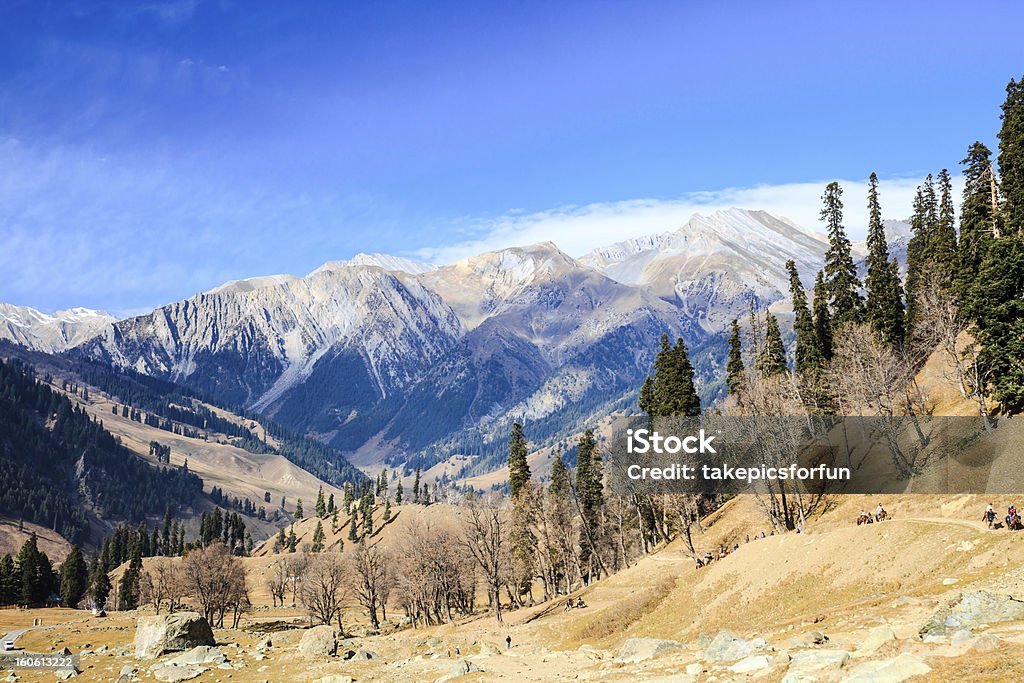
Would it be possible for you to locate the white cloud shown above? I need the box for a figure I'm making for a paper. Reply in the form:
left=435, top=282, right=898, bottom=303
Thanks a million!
left=414, top=175, right=965, bottom=264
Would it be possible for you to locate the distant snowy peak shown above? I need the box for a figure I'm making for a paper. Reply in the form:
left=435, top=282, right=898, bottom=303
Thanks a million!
left=207, top=274, right=301, bottom=295
left=312, top=253, right=437, bottom=276
left=0, top=303, right=115, bottom=353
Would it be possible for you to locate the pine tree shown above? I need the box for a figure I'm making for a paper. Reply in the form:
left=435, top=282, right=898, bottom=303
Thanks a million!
left=973, top=234, right=1024, bottom=412
left=118, top=551, right=141, bottom=610
left=315, top=486, right=326, bottom=519
left=549, top=452, right=568, bottom=497
left=957, top=142, right=998, bottom=301
left=0, top=554, right=17, bottom=605
left=90, top=562, right=111, bottom=610
left=59, top=545, right=88, bottom=608
left=275, top=527, right=286, bottom=553
left=507, top=422, right=531, bottom=497
left=821, top=182, right=864, bottom=329
left=294, top=499, right=304, bottom=519
left=348, top=513, right=359, bottom=542
left=863, top=173, right=906, bottom=347
left=383, top=498, right=392, bottom=522
left=786, top=260, right=822, bottom=371
left=395, top=480, right=403, bottom=505
left=999, top=76, right=1024, bottom=234
left=311, top=521, right=325, bottom=552
left=638, top=375, right=655, bottom=415
left=327, top=493, right=336, bottom=515
left=935, top=169, right=959, bottom=275
left=725, top=318, right=746, bottom=396
left=757, top=313, right=788, bottom=377
left=649, top=336, right=701, bottom=417
left=15, top=533, right=51, bottom=606
left=575, top=429, right=604, bottom=583
left=413, top=468, right=421, bottom=504
left=287, top=525, right=297, bottom=552
left=812, top=270, right=833, bottom=361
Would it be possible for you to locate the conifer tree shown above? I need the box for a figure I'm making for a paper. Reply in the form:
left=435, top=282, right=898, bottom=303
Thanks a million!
left=957, top=142, right=998, bottom=300
left=348, top=513, right=359, bottom=542
left=549, top=452, right=568, bottom=497
left=58, top=545, right=88, bottom=608
left=757, top=313, right=788, bottom=377
left=972, top=235, right=1024, bottom=412
left=507, top=422, right=531, bottom=497
left=287, top=525, right=297, bottom=552
left=813, top=270, right=833, bottom=361
left=89, top=561, right=111, bottom=610
left=315, top=487, right=326, bottom=519
left=649, top=336, right=701, bottom=417
left=935, top=169, right=959, bottom=275
left=294, top=499, right=303, bottom=519
left=821, top=182, right=864, bottom=328
left=725, top=318, right=746, bottom=396
left=999, top=76, right=1024, bottom=234
left=412, top=468, right=421, bottom=504
left=0, top=554, right=17, bottom=605
left=863, top=173, right=906, bottom=347
left=786, top=260, right=821, bottom=371
left=383, top=498, right=391, bottom=522
left=311, top=521, right=325, bottom=552
left=395, top=480, right=403, bottom=505
left=574, top=429, right=604, bottom=582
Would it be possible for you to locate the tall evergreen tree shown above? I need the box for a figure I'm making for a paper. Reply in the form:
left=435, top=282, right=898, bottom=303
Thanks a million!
left=725, top=318, right=746, bottom=396
left=0, top=554, right=17, bottom=605
left=957, top=142, right=998, bottom=301
left=935, top=169, right=959, bottom=275
left=507, top=422, right=531, bottom=497
left=820, top=182, right=864, bottom=328
left=549, top=452, right=568, bottom=497
left=999, top=76, right=1024, bottom=234
left=786, top=260, right=822, bottom=371
left=649, top=337, right=701, bottom=417
left=973, top=234, right=1024, bottom=413
left=315, top=486, right=326, bottom=519
left=90, top=561, right=111, bottom=610
left=863, top=173, right=906, bottom=347
left=59, top=545, right=88, bottom=608
left=311, top=521, right=325, bottom=552
left=757, top=313, right=788, bottom=377
left=813, top=270, right=834, bottom=361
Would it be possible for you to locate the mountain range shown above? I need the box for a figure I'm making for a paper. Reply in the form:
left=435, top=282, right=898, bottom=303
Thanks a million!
left=0, top=209, right=910, bottom=476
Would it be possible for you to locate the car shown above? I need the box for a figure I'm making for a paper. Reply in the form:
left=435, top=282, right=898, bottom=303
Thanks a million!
left=2, top=640, right=14, bottom=651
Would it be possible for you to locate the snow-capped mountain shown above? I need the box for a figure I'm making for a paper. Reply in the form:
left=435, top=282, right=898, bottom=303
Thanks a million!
left=1, top=208, right=910, bottom=475
left=0, top=304, right=115, bottom=353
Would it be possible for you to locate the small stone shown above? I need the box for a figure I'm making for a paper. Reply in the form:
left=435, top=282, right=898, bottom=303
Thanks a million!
left=729, top=654, right=771, bottom=673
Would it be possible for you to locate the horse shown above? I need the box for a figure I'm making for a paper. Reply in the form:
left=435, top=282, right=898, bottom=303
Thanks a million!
left=1006, top=513, right=1023, bottom=531
left=856, top=513, right=873, bottom=526
left=876, top=509, right=890, bottom=522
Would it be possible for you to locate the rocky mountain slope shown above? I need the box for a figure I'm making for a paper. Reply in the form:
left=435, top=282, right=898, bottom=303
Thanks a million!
left=0, top=303, right=114, bottom=353
left=0, top=209, right=908, bottom=475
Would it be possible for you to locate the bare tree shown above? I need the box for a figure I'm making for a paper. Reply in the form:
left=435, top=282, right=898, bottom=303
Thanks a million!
left=266, top=559, right=289, bottom=608
left=299, top=552, right=348, bottom=631
left=350, top=540, right=390, bottom=631
left=461, top=492, right=509, bottom=623
left=140, top=558, right=183, bottom=614
left=915, top=284, right=993, bottom=430
left=180, top=544, right=247, bottom=627
left=392, top=519, right=474, bottom=628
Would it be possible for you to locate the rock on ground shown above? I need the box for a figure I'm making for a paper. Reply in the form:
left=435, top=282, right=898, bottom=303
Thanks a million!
left=855, top=625, right=896, bottom=656
left=616, top=637, right=684, bottom=663
left=133, top=612, right=216, bottom=659
left=151, top=664, right=205, bottom=682
left=919, top=590, right=1024, bottom=637
left=730, top=654, right=772, bottom=673
left=297, top=625, right=338, bottom=656
left=783, top=649, right=851, bottom=682
left=438, top=659, right=483, bottom=682
left=162, top=645, right=227, bottom=667
left=841, top=653, right=931, bottom=682
left=703, top=631, right=757, bottom=663
left=314, top=676, right=355, bottom=683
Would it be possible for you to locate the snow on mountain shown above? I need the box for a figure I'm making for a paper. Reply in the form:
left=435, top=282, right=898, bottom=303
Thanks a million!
left=581, top=208, right=830, bottom=333
left=311, top=253, right=437, bottom=276
left=206, top=273, right=301, bottom=295
left=0, top=303, right=115, bottom=353
left=86, top=267, right=464, bottom=411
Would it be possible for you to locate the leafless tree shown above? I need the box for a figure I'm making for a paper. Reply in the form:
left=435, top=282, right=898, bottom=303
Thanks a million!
left=266, top=558, right=289, bottom=608
left=461, top=492, right=509, bottom=623
left=350, top=540, right=390, bottom=631
left=298, top=552, right=348, bottom=631
left=139, top=558, right=183, bottom=614
left=180, top=544, right=248, bottom=628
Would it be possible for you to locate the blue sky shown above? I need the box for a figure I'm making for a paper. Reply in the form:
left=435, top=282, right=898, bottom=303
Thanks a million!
left=1, top=1, right=1022, bottom=315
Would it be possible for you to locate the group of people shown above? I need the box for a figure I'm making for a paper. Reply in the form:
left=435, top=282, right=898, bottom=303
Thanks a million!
left=984, top=503, right=1022, bottom=530
left=694, top=530, right=784, bottom=569
left=857, top=504, right=890, bottom=525
left=563, top=597, right=588, bottom=610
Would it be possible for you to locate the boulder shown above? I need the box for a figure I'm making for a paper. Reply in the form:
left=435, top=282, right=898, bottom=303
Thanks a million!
left=971, top=634, right=1002, bottom=652
left=919, top=590, right=1024, bottom=637
left=478, top=641, right=503, bottom=656
left=784, top=649, right=850, bottom=681
left=704, top=631, right=756, bottom=663
left=152, top=665, right=205, bottom=682
left=314, top=677, right=355, bottom=683
left=855, top=625, right=896, bottom=656
left=840, top=653, right=931, bottom=682
left=616, top=637, right=683, bottom=663
left=350, top=648, right=377, bottom=660
left=54, top=669, right=79, bottom=680
left=730, top=654, right=771, bottom=673
left=133, top=613, right=215, bottom=659
left=438, top=659, right=483, bottom=681
left=950, top=629, right=974, bottom=645
left=162, top=646, right=227, bottom=666
left=297, top=625, right=338, bottom=656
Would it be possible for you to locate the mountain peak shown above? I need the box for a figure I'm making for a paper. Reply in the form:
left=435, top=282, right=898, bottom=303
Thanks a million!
left=311, top=253, right=436, bottom=276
